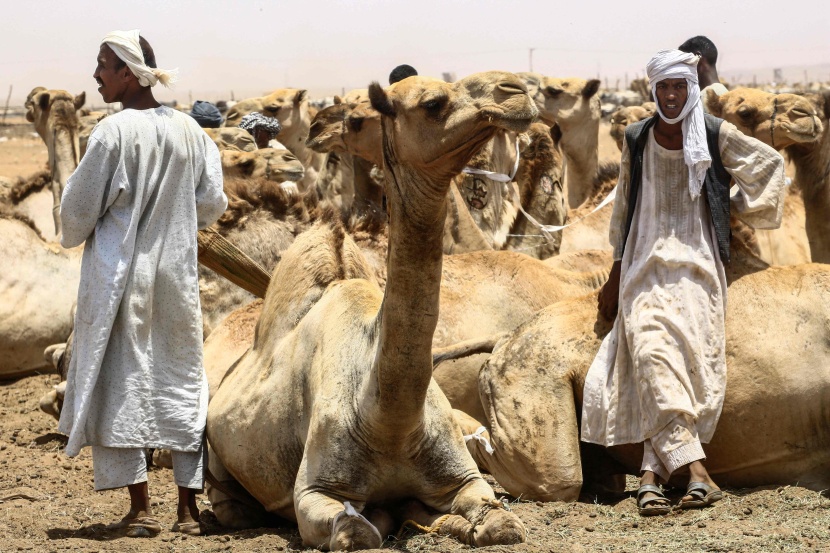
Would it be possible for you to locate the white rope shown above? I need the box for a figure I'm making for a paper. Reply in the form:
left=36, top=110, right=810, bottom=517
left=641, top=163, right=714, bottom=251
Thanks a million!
left=463, top=426, right=495, bottom=455
left=461, top=139, right=617, bottom=236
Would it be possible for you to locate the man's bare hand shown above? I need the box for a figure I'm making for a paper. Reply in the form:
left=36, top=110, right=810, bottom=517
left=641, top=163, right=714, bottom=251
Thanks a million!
left=598, top=261, right=622, bottom=321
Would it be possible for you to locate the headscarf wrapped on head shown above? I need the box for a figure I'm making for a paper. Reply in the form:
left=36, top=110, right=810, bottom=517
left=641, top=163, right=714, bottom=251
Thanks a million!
left=190, top=101, right=223, bottom=128
left=239, top=112, right=282, bottom=137
left=101, top=29, right=177, bottom=88
left=647, top=49, right=710, bottom=199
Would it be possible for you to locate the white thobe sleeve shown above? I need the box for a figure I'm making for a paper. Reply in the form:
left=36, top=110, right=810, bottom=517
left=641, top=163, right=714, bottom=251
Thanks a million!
left=609, top=138, right=632, bottom=261
left=718, top=121, right=787, bottom=230
left=60, top=135, right=122, bottom=248
left=195, top=139, right=227, bottom=230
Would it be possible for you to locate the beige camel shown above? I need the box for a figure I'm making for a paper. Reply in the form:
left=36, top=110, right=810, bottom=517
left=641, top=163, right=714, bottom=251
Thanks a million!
left=219, top=147, right=305, bottom=186
left=25, top=87, right=85, bottom=237
left=504, top=123, right=566, bottom=259
left=205, top=126, right=258, bottom=152
left=225, top=88, right=326, bottom=192
left=0, top=206, right=80, bottom=378
left=609, top=102, right=656, bottom=151
left=559, top=161, right=620, bottom=254
left=206, top=72, right=536, bottom=550
left=707, top=87, right=824, bottom=264
left=78, top=111, right=107, bottom=158
left=467, top=238, right=830, bottom=501
left=519, top=74, right=602, bottom=209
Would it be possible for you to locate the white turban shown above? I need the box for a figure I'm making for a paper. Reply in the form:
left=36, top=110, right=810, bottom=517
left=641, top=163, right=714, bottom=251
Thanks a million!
left=647, top=49, right=710, bottom=199
left=101, top=29, right=177, bottom=88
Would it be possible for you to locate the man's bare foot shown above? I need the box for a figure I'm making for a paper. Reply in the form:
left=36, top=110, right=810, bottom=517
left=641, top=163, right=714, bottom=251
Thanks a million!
left=173, top=486, right=204, bottom=535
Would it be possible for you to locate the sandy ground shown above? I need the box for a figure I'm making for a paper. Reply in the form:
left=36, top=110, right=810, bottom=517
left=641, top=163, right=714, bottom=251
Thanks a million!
left=1, top=120, right=823, bottom=552
left=0, top=121, right=47, bottom=180
left=1, top=375, right=829, bottom=552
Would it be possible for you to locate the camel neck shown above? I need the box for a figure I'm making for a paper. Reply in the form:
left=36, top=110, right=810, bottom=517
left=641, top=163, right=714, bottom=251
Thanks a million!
left=372, top=148, right=448, bottom=425
left=560, top=121, right=598, bottom=209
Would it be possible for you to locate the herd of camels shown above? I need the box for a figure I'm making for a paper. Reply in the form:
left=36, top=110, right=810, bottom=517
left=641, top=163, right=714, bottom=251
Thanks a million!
left=1, top=69, right=828, bottom=550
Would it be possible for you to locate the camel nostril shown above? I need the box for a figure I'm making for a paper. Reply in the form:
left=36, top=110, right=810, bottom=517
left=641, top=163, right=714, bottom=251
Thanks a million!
left=498, top=82, right=527, bottom=95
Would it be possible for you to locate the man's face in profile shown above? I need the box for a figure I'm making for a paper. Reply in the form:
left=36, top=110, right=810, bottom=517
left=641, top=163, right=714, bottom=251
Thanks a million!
left=655, top=78, right=688, bottom=119
left=93, top=44, right=130, bottom=103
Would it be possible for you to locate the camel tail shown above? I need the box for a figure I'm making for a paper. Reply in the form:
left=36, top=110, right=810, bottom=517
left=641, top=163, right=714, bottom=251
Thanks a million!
left=197, top=228, right=272, bottom=299
left=432, top=333, right=508, bottom=368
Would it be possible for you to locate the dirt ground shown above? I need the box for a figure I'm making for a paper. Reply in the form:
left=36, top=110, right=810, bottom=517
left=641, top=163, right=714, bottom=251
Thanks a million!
left=0, top=120, right=47, bottom=180
left=1, top=374, right=828, bottom=553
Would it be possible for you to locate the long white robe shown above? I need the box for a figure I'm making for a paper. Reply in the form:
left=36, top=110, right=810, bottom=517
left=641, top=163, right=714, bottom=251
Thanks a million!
left=581, top=121, right=785, bottom=447
left=58, top=106, right=227, bottom=457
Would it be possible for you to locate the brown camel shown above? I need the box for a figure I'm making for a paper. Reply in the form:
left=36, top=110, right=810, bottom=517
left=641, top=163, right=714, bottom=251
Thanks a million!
left=609, top=102, right=656, bottom=151
left=707, top=87, right=826, bottom=264
left=519, top=73, right=602, bottom=209
left=0, top=205, right=80, bottom=378
left=225, top=88, right=326, bottom=192
left=206, top=72, right=536, bottom=550
left=466, top=235, right=830, bottom=501
left=25, top=87, right=86, bottom=237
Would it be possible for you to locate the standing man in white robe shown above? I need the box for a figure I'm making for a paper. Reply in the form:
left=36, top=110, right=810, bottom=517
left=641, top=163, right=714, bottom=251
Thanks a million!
left=581, top=50, right=786, bottom=516
left=58, top=30, right=227, bottom=537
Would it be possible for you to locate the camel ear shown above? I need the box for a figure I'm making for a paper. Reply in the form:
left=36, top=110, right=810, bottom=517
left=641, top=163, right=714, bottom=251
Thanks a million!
left=74, top=92, right=86, bottom=111
left=583, top=79, right=601, bottom=99
left=550, top=123, right=563, bottom=148
left=704, top=88, right=723, bottom=117
left=294, top=89, right=308, bottom=104
left=369, top=81, right=396, bottom=118
left=333, top=95, right=343, bottom=105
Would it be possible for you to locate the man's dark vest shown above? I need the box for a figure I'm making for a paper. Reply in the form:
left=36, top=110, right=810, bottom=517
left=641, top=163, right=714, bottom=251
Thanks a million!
left=622, top=113, right=733, bottom=263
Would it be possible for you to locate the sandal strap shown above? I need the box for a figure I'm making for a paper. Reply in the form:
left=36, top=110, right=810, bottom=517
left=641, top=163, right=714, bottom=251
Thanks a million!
left=637, top=484, right=665, bottom=498
left=686, top=481, right=715, bottom=499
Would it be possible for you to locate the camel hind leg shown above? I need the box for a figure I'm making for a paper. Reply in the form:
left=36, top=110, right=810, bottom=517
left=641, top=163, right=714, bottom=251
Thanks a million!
left=206, top=446, right=269, bottom=529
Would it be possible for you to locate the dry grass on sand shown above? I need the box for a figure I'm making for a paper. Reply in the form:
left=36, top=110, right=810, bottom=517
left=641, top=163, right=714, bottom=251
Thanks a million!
left=0, top=374, right=828, bottom=552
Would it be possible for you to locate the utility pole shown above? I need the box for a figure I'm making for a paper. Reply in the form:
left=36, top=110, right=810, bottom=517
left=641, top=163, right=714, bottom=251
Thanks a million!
left=529, top=48, right=536, bottom=73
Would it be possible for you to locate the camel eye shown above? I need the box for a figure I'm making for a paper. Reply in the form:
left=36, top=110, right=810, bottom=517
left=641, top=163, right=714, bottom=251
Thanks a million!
left=348, top=116, right=364, bottom=132
left=545, top=87, right=563, bottom=97
left=736, top=105, right=756, bottom=119
left=421, top=99, right=443, bottom=111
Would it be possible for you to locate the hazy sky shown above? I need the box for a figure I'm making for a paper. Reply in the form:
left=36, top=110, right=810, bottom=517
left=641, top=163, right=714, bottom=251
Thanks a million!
left=2, top=0, right=828, bottom=107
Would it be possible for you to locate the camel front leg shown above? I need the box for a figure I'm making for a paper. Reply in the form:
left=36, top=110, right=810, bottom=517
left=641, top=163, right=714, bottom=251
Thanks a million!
left=295, top=491, right=382, bottom=551
left=448, top=477, right=527, bottom=546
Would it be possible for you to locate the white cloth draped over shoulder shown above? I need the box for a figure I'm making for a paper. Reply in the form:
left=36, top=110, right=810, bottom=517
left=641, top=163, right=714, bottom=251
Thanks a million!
left=647, top=49, right=710, bottom=200
left=581, top=121, right=786, bottom=448
left=58, top=106, right=227, bottom=457
left=102, top=29, right=177, bottom=88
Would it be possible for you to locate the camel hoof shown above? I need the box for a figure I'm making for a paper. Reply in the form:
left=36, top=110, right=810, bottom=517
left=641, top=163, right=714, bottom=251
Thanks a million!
left=329, top=504, right=383, bottom=551
left=211, top=498, right=266, bottom=530
left=38, top=390, right=60, bottom=421
left=43, top=343, right=66, bottom=370
left=472, top=508, right=526, bottom=546
left=151, top=448, right=173, bottom=469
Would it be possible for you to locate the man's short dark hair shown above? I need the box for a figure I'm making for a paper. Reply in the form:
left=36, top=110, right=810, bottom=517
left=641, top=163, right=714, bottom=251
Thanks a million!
left=113, top=35, right=157, bottom=70
left=389, top=64, right=418, bottom=85
left=678, top=36, right=718, bottom=66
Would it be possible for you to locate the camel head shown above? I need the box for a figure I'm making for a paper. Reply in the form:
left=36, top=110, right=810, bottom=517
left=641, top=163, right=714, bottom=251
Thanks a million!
left=306, top=102, right=351, bottom=154
left=368, top=72, right=537, bottom=183
left=339, top=88, right=369, bottom=104
left=25, top=87, right=85, bottom=143
left=223, top=97, right=264, bottom=127
left=259, top=88, right=310, bottom=142
left=609, top=103, right=656, bottom=152
left=205, top=127, right=258, bottom=153
left=706, top=88, right=824, bottom=150
left=220, top=147, right=304, bottom=183
left=343, top=102, right=383, bottom=166
left=537, top=77, right=601, bottom=127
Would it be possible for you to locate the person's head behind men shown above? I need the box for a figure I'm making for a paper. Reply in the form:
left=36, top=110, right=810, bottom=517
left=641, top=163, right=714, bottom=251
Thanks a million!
left=389, top=64, right=418, bottom=85
left=678, top=36, right=718, bottom=87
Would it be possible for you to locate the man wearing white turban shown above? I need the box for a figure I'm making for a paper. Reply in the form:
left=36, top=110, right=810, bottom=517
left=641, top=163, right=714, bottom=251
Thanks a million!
left=58, top=31, right=227, bottom=537
left=581, top=50, right=786, bottom=516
